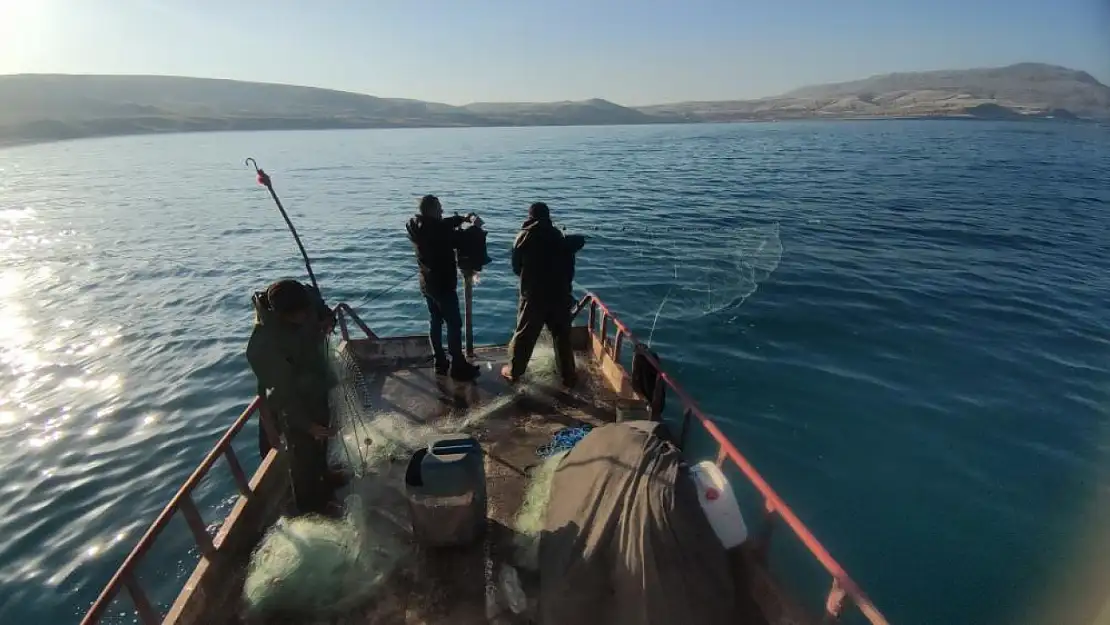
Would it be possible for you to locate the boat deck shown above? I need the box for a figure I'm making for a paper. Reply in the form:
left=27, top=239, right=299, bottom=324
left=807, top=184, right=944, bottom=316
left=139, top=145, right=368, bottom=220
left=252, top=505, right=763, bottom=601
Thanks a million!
left=239, top=341, right=635, bottom=625
left=342, top=344, right=625, bottom=625
left=85, top=294, right=883, bottom=625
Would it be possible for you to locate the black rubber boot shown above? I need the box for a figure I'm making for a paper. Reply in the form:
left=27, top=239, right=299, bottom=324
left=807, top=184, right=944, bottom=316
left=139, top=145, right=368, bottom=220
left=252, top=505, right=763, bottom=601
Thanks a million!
left=434, top=357, right=450, bottom=376
left=450, top=360, right=480, bottom=382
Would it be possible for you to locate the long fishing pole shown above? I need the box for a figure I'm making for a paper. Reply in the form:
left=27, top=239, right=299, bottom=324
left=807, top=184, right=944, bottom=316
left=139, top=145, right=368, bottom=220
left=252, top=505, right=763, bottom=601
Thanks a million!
left=245, top=159, right=362, bottom=476
left=245, top=158, right=320, bottom=295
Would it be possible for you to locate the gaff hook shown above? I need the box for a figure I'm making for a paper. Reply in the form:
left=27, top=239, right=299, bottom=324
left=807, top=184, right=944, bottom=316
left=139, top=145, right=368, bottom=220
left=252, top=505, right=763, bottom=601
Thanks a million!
left=244, top=157, right=319, bottom=292
left=245, top=157, right=272, bottom=188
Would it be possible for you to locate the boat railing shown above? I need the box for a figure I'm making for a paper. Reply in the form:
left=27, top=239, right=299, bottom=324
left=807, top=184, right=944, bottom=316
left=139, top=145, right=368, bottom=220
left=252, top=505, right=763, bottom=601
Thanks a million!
left=82, top=304, right=385, bottom=625
left=84, top=294, right=887, bottom=625
left=335, top=302, right=378, bottom=342
left=578, top=292, right=889, bottom=625
left=79, top=397, right=271, bottom=625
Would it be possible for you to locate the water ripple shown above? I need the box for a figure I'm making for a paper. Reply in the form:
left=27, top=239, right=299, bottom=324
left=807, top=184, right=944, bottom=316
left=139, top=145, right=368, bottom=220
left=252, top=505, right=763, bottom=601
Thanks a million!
left=0, top=121, right=1108, bottom=625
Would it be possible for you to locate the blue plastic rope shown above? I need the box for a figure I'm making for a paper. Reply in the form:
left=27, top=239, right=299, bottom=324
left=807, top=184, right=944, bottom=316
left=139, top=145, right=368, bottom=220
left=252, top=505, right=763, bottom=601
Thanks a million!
left=536, top=425, right=594, bottom=458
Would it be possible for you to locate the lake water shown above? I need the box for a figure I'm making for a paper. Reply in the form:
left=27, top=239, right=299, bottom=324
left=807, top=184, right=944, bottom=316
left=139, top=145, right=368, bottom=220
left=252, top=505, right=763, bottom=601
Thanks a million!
left=1, top=122, right=1108, bottom=625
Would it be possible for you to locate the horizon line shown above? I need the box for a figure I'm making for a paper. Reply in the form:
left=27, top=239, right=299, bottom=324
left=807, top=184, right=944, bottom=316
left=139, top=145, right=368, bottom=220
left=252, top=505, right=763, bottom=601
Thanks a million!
left=2, top=60, right=1106, bottom=109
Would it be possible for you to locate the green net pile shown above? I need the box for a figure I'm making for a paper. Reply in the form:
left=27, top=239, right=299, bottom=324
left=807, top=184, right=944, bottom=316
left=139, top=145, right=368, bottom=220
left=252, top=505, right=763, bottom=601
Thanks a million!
left=242, top=336, right=579, bottom=618
left=241, top=495, right=402, bottom=615
left=512, top=449, right=569, bottom=571
left=242, top=344, right=513, bottom=618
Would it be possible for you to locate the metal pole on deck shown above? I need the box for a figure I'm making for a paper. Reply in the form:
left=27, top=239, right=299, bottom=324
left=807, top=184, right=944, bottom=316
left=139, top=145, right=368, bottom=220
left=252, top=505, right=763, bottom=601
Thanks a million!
left=464, top=270, right=475, bottom=358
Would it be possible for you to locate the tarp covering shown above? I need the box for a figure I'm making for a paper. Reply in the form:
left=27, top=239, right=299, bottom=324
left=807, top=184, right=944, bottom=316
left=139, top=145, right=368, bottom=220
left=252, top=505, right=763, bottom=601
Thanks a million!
left=538, top=421, right=740, bottom=625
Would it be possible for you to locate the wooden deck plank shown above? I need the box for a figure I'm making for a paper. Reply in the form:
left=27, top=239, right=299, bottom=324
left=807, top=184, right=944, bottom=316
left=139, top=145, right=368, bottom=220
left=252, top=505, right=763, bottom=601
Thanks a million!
left=320, top=345, right=624, bottom=625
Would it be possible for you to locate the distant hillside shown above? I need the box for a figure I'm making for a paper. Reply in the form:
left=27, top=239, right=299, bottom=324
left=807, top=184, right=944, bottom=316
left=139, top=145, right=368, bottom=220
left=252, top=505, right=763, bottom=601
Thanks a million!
left=639, top=63, right=1110, bottom=122
left=0, top=75, right=664, bottom=146
left=0, top=63, right=1105, bottom=147
left=462, top=98, right=663, bottom=126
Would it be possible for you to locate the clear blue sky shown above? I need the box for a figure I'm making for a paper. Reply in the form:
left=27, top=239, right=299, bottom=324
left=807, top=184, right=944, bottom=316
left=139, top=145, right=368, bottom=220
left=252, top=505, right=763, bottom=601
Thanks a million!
left=2, top=0, right=1108, bottom=105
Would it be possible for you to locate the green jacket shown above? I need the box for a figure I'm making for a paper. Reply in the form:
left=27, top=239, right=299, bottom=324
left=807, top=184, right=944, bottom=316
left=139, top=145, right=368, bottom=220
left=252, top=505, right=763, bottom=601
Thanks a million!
left=512, top=218, right=584, bottom=303
left=246, top=291, right=335, bottom=435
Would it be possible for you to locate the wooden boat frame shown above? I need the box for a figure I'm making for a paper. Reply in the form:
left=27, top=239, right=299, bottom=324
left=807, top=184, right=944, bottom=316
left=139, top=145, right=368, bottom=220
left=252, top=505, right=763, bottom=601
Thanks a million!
left=79, top=293, right=889, bottom=625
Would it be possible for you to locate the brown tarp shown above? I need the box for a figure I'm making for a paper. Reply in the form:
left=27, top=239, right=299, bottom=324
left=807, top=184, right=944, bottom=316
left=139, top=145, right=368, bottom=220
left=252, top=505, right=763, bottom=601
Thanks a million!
left=538, top=421, right=740, bottom=625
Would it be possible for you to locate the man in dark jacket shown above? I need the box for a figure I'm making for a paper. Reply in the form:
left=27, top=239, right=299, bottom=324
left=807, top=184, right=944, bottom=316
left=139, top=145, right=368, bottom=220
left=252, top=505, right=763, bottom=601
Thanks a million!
left=406, top=195, right=481, bottom=381
left=501, top=202, right=585, bottom=387
left=246, top=279, right=338, bottom=516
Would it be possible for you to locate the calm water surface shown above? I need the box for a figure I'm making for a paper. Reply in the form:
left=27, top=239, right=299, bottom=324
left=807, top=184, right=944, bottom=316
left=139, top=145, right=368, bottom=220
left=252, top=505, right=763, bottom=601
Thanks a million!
left=1, top=122, right=1108, bottom=625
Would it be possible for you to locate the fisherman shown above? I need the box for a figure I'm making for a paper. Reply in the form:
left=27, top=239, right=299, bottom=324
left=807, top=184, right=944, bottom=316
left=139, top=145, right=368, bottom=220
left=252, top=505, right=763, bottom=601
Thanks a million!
left=501, top=202, right=584, bottom=387
left=246, top=279, right=339, bottom=516
left=406, top=194, right=482, bottom=381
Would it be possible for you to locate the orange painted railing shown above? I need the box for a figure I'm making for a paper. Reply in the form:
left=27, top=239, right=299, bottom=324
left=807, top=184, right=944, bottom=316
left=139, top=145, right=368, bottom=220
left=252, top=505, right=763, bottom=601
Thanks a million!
left=82, top=301, right=378, bottom=625
left=85, top=294, right=886, bottom=624
left=79, top=397, right=271, bottom=625
left=579, top=292, right=890, bottom=625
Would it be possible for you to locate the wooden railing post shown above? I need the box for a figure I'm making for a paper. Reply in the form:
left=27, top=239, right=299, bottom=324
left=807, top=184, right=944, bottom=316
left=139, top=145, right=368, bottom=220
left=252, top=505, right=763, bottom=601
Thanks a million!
left=223, top=448, right=251, bottom=496
left=82, top=397, right=267, bottom=625
left=600, top=314, right=609, bottom=351
left=822, top=580, right=847, bottom=624
left=179, top=496, right=214, bottom=558
left=123, top=571, right=160, bottom=625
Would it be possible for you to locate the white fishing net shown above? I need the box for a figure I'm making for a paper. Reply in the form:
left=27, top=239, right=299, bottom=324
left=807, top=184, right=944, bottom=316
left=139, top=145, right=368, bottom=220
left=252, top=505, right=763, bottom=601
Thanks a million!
left=670, top=222, right=783, bottom=319
left=579, top=221, right=783, bottom=324
left=241, top=495, right=398, bottom=615
left=242, top=343, right=513, bottom=618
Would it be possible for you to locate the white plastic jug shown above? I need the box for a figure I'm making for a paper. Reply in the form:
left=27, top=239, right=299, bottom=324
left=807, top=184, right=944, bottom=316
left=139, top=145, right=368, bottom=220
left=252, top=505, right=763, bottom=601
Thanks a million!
left=689, top=461, right=748, bottom=549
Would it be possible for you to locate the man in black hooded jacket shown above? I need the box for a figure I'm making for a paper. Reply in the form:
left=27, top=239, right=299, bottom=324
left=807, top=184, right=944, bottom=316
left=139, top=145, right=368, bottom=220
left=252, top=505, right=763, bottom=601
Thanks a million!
left=501, top=202, right=585, bottom=387
left=406, top=195, right=481, bottom=381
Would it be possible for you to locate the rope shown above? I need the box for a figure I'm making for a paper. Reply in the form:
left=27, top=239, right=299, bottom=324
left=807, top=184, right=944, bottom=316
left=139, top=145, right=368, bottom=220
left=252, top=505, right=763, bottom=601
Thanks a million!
left=355, top=270, right=419, bottom=307
left=536, top=425, right=594, bottom=458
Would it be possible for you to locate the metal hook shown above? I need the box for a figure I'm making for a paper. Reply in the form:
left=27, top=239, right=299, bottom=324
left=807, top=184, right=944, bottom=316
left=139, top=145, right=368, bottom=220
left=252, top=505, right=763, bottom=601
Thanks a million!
left=245, top=157, right=259, bottom=172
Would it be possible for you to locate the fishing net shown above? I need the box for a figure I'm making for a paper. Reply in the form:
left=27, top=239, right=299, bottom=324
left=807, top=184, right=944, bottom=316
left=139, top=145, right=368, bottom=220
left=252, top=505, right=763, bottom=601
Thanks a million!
left=242, top=327, right=580, bottom=618
left=520, top=335, right=587, bottom=386
left=512, top=450, right=569, bottom=572
left=243, top=345, right=401, bottom=617
left=579, top=221, right=783, bottom=323
left=242, top=340, right=517, bottom=618
left=240, top=496, right=395, bottom=615
left=669, top=222, right=783, bottom=319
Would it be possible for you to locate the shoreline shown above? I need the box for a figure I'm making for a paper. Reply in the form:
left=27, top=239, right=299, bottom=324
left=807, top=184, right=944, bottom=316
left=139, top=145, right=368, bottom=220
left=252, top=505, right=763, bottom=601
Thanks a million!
left=0, top=114, right=1094, bottom=151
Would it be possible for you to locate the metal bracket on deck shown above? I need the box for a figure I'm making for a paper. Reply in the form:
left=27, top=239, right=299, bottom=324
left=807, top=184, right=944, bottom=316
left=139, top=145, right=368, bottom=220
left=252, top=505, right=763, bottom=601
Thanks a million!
left=335, top=303, right=379, bottom=342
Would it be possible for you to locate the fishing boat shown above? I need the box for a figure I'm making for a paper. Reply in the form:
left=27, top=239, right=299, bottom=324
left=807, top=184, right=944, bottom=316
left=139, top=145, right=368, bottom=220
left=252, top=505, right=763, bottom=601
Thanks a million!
left=78, top=289, right=890, bottom=625
left=79, top=163, right=889, bottom=625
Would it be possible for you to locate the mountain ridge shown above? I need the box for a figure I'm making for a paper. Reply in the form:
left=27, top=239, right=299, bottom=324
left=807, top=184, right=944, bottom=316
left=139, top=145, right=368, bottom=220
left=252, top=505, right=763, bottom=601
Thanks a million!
left=1, top=63, right=1106, bottom=147
left=640, top=63, right=1110, bottom=123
